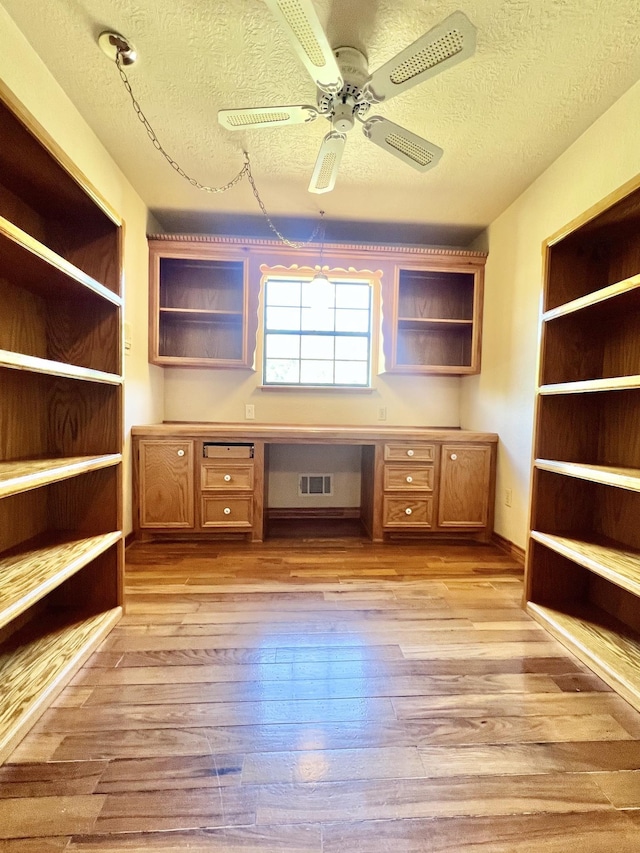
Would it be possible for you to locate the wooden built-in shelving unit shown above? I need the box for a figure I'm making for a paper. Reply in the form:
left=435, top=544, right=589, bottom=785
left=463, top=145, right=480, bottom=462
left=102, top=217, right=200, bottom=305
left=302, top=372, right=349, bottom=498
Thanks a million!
left=525, top=174, right=640, bottom=711
left=0, top=86, right=124, bottom=762
left=149, top=247, right=250, bottom=367
left=386, top=264, right=484, bottom=374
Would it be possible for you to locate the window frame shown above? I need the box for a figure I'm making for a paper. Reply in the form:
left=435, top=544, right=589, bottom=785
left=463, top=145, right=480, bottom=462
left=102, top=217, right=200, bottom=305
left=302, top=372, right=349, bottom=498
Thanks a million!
left=259, top=264, right=382, bottom=389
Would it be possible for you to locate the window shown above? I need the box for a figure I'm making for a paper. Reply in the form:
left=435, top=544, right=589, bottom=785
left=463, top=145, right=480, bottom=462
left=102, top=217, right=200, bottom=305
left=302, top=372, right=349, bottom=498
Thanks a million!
left=263, top=275, right=373, bottom=387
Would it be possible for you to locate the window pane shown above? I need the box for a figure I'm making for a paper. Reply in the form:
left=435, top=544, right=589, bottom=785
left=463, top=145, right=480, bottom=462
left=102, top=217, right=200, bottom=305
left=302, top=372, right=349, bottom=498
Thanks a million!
left=335, top=336, right=368, bottom=361
left=300, top=335, right=334, bottom=360
left=302, top=279, right=335, bottom=311
left=265, top=359, right=300, bottom=384
left=266, top=306, right=300, bottom=331
left=301, top=306, right=335, bottom=332
left=300, top=360, right=334, bottom=384
left=335, top=360, right=368, bottom=385
left=266, top=334, right=300, bottom=359
left=335, top=308, right=370, bottom=333
left=335, top=284, right=370, bottom=309
left=267, top=280, right=300, bottom=306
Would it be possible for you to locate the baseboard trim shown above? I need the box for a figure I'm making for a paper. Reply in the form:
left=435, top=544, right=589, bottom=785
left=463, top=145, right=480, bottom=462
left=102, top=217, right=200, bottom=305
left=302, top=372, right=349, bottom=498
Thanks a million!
left=266, top=507, right=361, bottom=520
left=491, top=531, right=526, bottom=565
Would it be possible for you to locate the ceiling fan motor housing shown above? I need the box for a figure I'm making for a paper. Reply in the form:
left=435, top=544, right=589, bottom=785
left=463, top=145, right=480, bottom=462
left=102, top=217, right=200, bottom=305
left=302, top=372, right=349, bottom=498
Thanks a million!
left=317, top=46, right=371, bottom=132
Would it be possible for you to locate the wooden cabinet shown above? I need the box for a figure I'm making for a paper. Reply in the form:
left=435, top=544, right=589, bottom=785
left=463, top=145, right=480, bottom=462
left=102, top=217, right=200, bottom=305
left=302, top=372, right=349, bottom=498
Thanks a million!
left=381, top=443, right=435, bottom=530
left=525, top=175, right=640, bottom=711
left=0, top=88, right=123, bottom=762
left=200, top=445, right=256, bottom=531
left=132, top=427, right=496, bottom=544
left=137, top=440, right=195, bottom=528
left=438, top=444, right=493, bottom=528
left=385, top=261, right=484, bottom=374
left=148, top=240, right=253, bottom=367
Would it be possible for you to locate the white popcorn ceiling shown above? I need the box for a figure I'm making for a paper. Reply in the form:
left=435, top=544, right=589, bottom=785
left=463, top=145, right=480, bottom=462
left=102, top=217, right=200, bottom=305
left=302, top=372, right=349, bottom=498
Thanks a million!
left=3, top=0, right=640, bottom=244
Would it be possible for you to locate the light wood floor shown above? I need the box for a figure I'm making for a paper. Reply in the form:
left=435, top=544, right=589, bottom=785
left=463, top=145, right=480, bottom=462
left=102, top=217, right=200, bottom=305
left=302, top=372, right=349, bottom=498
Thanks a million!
left=3, top=537, right=640, bottom=851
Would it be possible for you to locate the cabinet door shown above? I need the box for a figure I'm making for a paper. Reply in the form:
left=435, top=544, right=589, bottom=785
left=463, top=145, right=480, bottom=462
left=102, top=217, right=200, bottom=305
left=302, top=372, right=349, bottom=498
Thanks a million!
left=138, top=440, right=195, bottom=528
left=438, top=444, right=492, bottom=528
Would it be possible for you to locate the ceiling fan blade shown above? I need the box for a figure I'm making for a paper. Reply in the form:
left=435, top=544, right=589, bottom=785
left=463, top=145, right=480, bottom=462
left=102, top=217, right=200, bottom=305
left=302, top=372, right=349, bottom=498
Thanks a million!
left=218, top=105, right=318, bottom=130
left=263, top=0, right=343, bottom=94
left=362, top=116, right=443, bottom=173
left=308, top=131, right=346, bottom=194
left=361, top=11, right=476, bottom=104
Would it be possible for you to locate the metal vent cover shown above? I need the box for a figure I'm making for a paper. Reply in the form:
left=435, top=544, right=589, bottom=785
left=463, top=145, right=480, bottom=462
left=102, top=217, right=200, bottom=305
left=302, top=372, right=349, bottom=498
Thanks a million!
left=299, top=474, right=333, bottom=496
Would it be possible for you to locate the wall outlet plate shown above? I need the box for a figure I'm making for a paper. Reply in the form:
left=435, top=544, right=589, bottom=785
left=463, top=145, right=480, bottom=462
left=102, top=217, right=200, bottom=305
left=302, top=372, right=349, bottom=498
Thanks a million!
left=245, top=404, right=255, bottom=419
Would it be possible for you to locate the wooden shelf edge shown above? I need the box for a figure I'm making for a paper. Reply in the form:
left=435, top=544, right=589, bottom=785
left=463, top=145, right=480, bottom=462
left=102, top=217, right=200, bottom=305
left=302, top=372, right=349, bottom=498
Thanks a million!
left=530, top=530, right=640, bottom=598
left=0, top=531, right=123, bottom=631
left=160, top=308, right=243, bottom=317
left=0, top=349, right=122, bottom=385
left=0, top=217, right=121, bottom=306
left=526, top=601, right=640, bottom=712
left=397, top=317, right=474, bottom=326
left=0, top=454, right=122, bottom=499
left=535, top=458, right=640, bottom=492
left=539, top=375, right=640, bottom=395
left=543, top=273, right=640, bottom=321
left=0, top=606, right=122, bottom=763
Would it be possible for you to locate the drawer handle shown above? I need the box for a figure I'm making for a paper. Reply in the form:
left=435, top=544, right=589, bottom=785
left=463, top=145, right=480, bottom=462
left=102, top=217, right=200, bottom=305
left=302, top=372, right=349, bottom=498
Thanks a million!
left=406, top=475, right=413, bottom=484
left=450, top=453, right=457, bottom=461
left=177, top=449, right=185, bottom=457
left=223, top=507, right=231, bottom=515
left=406, top=449, right=414, bottom=457
left=405, top=507, right=412, bottom=515
left=224, top=474, right=232, bottom=482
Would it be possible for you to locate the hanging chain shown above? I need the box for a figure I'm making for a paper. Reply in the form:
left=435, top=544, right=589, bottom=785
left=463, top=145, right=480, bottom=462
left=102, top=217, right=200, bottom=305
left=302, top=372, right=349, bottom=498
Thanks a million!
left=243, top=156, right=322, bottom=248
left=114, top=50, right=322, bottom=248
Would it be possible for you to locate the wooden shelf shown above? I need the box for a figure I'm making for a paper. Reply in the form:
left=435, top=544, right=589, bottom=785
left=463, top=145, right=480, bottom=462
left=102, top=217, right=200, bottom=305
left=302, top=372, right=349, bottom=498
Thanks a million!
left=0, top=607, right=122, bottom=762
left=530, top=531, right=640, bottom=598
left=0, top=454, right=121, bottom=499
left=0, top=531, right=122, bottom=629
left=543, top=272, right=640, bottom=322
left=0, top=83, right=123, bottom=767
left=160, top=308, right=243, bottom=321
left=0, top=350, right=122, bottom=385
left=527, top=601, right=640, bottom=711
left=527, top=177, right=640, bottom=717
left=0, top=218, right=121, bottom=306
left=539, top=375, right=640, bottom=395
left=535, top=459, right=640, bottom=492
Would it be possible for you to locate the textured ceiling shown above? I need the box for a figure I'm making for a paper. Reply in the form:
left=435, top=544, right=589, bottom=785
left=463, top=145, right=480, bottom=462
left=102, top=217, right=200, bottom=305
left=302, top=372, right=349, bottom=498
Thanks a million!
left=3, top=0, right=640, bottom=245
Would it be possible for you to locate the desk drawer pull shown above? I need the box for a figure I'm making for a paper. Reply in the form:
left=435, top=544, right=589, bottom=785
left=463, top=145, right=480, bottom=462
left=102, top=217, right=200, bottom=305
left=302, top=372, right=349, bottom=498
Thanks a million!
left=405, top=507, right=412, bottom=515
left=450, top=453, right=457, bottom=461
left=177, top=449, right=185, bottom=457
left=223, top=507, right=231, bottom=515
left=406, top=475, right=413, bottom=483
left=224, top=474, right=232, bottom=482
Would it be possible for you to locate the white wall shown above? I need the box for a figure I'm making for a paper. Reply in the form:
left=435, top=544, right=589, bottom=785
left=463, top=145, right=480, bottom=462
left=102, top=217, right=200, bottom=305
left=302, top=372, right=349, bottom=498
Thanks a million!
left=462, top=78, right=640, bottom=549
left=0, top=6, right=163, bottom=534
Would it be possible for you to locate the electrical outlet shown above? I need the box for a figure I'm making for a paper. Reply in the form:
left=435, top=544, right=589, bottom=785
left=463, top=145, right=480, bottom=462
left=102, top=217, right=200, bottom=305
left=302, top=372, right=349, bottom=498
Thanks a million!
left=505, top=488, right=512, bottom=507
left=378, top=406, right=387, bottom=421
left=245, top=404, right=255, bottom=420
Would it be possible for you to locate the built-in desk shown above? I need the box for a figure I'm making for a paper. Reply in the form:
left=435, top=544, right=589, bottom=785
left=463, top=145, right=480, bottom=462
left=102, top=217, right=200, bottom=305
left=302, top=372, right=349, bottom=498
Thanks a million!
left=131, top=424, right=498, bottom=542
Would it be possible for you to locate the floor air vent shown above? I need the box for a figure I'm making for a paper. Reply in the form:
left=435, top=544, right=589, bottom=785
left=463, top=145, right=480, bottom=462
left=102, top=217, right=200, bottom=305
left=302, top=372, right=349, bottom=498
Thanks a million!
left=299, top=474, right=333, bottom=496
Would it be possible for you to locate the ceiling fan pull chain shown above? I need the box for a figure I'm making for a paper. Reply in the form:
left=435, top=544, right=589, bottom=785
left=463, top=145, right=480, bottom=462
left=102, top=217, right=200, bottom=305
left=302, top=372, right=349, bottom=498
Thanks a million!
left=114, top=53, right=247, bottom=193
left=110, top=47, right=321, bottom=248
left=243, top=156, right=322, bottom=249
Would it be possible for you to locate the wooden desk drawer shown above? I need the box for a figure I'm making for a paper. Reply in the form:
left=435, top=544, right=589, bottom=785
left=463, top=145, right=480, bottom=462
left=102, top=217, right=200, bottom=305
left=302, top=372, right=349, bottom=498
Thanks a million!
left=383, top=465, right=433, bottom=492
left=383, top=496, right=433, bottom=527
left=201, top=463, right=254, bottom=491
left=201, top=496, right=253, bottom=528
left=384, top=443, right=434, bottom=462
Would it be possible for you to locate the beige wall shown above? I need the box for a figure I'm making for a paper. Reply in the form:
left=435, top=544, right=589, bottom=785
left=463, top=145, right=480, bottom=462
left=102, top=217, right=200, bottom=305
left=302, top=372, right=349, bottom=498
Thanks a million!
left=461, top=78, right=640, bottom=549
left=0, top=6, right=163, bottom=534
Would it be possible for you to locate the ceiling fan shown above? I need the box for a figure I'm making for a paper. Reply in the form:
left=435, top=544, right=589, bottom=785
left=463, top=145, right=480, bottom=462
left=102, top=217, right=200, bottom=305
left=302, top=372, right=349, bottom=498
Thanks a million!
left=218, top=1, right=476, bottom=194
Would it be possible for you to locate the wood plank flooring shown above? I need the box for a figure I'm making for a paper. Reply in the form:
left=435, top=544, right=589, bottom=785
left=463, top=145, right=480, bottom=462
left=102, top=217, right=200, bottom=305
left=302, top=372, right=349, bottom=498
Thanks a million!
left=3, top=538, right=640, bottom=850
